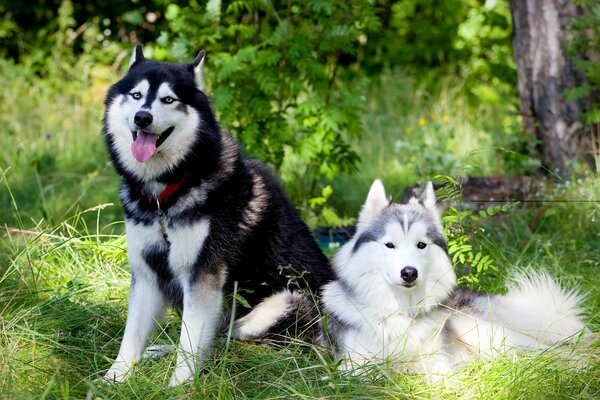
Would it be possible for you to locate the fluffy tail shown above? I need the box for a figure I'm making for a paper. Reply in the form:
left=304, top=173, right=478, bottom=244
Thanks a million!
left=232, top=290, right=318, bottom=341
left=498, top=272, right=589, bottom=345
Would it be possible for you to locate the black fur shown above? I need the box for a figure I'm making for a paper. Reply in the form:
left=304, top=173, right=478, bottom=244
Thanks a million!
left=104, top=56, right=333, bottom=324
left=141, top=243, right=183, bottom=306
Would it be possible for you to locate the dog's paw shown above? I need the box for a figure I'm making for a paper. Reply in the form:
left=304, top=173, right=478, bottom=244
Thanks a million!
left=102, top=362, right=133, bottom=384
left=168, top=365, right=194, bottom=387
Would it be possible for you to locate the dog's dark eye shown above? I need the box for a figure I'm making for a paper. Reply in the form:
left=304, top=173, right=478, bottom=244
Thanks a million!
left=130, top=92, right=142, bottom=100
left=384, top=242, right=395, bottom=249
left=162, top=96, right=176, bottom=104
left=417, top=242, right=427, bottom=249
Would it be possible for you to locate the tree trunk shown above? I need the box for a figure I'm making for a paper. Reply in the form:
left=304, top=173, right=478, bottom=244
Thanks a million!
left=510, top=0, right=592, bottom=176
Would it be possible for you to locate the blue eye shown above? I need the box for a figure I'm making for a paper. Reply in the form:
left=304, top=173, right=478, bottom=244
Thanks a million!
left=162, top=96, right=175, bottom=104
left=130, top=92, right=142, bottom=100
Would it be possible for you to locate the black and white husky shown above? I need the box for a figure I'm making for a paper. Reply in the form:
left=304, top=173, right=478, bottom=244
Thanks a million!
left=321, top=180, right=590, bottom=379
left=102, top=45, right=332, bottom=386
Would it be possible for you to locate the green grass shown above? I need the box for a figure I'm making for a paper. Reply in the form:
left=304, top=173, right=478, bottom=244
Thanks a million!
left=0, top=59, right=122, bottom=230
left=1, top=62, right=599, bottom=399
left=329, top=68, right=533, bottom=214
left=1, top=203, right=599, bottom=399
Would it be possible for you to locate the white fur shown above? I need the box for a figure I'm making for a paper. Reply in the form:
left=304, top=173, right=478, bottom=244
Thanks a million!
left=128, top=46, right=141, bottom=69
left=233, top=290, right=303, bottom=339
left=457, top=272, right=589, bottom=352
left=410, top=181, right=442, bottom=231
left=105, top=80, right=201, bottom=181
left=238, top=171, right=269, bottom=233
left=104, top=218, right=221, bottom=386
left=170, top=273, right=224, bottom=386
left=323, top=180, right=590, bottom=379
left=357, top=179, right=388, bottom=233
left=104, top=221, right=167, bottom=382
left=166, top=219, right=211, bottom=279
left=193, top=53, right=205, bottom=90
left=323, top=212, right=456, bottom=378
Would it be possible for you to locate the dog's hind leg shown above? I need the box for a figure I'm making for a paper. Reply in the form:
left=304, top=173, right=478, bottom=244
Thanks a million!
left=169, top=273, right=224, bottom=387
left=104, top=275, right=167, bottom=383
left=232, top=290, right=314, bottom=340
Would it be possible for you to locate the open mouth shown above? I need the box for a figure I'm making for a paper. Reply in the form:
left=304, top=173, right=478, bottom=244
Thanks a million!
left=131, top=126, right=174, bottom=147
left=131, top=126, right=174, bottom=163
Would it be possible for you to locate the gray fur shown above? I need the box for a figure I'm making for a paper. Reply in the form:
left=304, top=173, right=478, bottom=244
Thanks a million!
left=353, top=205, right=448, bottom=254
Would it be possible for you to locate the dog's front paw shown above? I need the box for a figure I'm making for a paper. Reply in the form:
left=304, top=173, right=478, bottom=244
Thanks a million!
left=168, top=364, right=194, bottom=387
left=102, top=362, right=134, bottom=383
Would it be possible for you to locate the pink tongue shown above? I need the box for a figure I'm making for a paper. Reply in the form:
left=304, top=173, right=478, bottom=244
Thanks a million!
left=131, top=131, right=157, bottom=163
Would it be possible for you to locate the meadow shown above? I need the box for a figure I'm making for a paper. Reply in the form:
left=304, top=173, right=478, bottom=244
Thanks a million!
left=0, top=60, right=599, bottom=399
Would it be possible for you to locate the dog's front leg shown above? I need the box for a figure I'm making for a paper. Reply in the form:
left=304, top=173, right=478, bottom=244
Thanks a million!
left=168, top=275, right=224, bottom=387
left=104, top=274, right=167, bottom=382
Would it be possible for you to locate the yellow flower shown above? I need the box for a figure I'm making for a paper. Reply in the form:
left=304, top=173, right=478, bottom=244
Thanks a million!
left=430, top=114, right=437, bottom=121
left=442, top=115, right=450, bottom=123
left=418, top=118, right=427, bottom=126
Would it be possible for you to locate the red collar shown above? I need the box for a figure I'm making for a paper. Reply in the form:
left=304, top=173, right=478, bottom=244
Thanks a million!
left=142, top=172, right=189, bottom=204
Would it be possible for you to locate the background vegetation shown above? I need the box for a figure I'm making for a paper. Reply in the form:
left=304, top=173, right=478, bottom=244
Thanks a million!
left=0, top=0, right=599, bottom=398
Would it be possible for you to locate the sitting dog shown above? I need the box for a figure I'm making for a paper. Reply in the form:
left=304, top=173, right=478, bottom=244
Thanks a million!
left=102, top=45, right=333, bottom=386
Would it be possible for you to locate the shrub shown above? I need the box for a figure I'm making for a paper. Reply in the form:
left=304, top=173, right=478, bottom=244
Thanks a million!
left=569, top=0, right=600, bottom=169
left=148, top=0, right=384, bottom=205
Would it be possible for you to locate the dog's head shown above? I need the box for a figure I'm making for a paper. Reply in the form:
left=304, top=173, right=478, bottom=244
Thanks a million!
left=104, top=45, right=218, bottom=180
left=347, top=180, right=455, bottom=294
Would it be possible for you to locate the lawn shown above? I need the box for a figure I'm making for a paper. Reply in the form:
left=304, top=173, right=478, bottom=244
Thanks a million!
left=0, top=64, right=599, bottom=399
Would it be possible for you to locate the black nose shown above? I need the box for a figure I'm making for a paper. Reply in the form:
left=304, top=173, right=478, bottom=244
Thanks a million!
left=134, top=111, right=153, bottom=128
left=401, top=267, right=418, bottom=283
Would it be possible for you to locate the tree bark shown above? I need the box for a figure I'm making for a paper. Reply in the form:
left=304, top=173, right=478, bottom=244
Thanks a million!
left=510, top=0, right=592, bottom=176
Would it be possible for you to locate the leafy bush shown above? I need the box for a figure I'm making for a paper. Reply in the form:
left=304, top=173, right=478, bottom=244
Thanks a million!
left=149, top=0, right=381, bottom=205
left=569, top=0, right=600, bottom=170
left=435, top=175, right=516, bottom=289
left=0, top=0, right=177, bottom=64
left=570, top=0, right=600, bottom=124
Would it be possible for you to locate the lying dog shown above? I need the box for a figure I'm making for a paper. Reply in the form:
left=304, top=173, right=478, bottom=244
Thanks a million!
left=321, top=180, right=590, bottom=379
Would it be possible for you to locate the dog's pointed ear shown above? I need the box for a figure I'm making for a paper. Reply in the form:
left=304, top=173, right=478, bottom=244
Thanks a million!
left=357, top=179, right=388, bottom=231
left=191, top=50, right=206, bottom=90
left=419, top=181, right=443, bottom=226
left=420, top=181, right=436, bottom=210
left=129, top=44, right=145, bottom=70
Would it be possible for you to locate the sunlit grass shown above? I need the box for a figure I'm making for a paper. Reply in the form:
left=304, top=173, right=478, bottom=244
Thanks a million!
left=330, top=68, right=525, bottom=213
left=0, top=62, right=598, bottom=399
left=1, top=166, right=599, bottom=399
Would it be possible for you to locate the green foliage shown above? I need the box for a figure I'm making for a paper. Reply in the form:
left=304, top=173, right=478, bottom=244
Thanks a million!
left=0, top=0, right=179, bottom=65
left=305, top=185, right=355, bottom=229
left=384, top=0, right=469, bottom=66
left=0, top=50, right=121, bottom=229
left=570, top=0, right=600, bottom=126
left=435, top=175, right=517, bottom=288
left=1, top=0, right=525, bottom=216
left=363, top=0, right=516, bottom=90
left=455, top=0, right=516, bottom=93
left=152, top=0, right=378, bottom=204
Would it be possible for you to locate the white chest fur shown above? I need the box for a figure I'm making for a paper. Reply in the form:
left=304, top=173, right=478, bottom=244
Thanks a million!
left=165, top=218, right=210, bottom=279
left=125, top=217, right=211, bottom=283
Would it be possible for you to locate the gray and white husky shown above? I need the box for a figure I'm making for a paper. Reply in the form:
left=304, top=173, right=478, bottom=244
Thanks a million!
left=102, top=46, right=332, bottom=386
left=321, top=179, right=590, bottom=379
